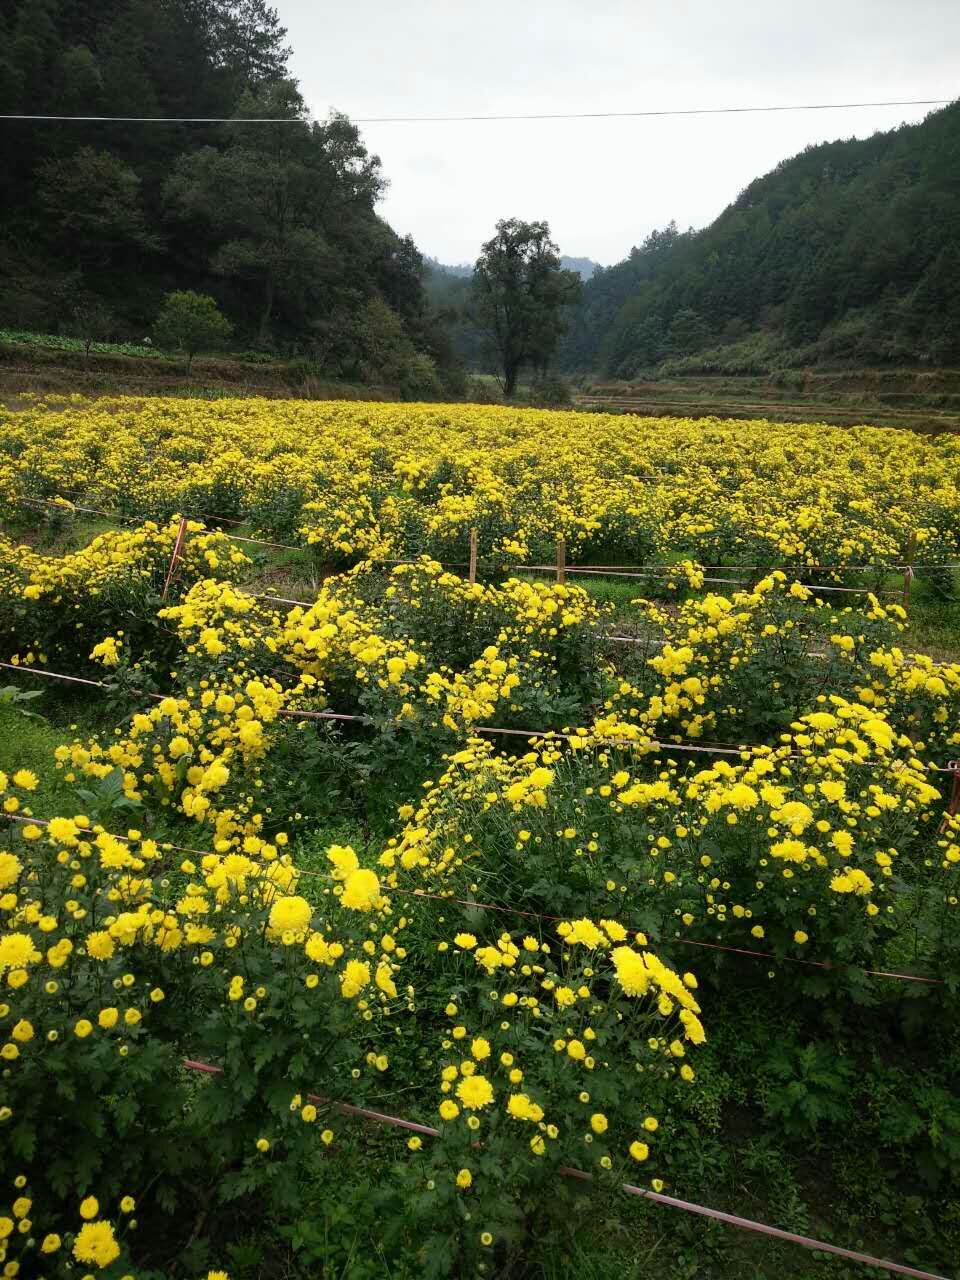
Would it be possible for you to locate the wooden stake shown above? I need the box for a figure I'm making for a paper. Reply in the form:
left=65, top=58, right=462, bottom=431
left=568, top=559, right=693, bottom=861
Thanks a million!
left=938, top=762, right=960, bottom=834
left=902, top=530, right=918, bottom=613
left=161, top=517, right=189, bottom=601
left=468, top=527, right=478, bottom=585
left=556, top=537, right=566, bottom=585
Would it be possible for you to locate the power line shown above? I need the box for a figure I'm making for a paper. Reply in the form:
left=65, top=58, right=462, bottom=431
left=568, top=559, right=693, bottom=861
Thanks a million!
left=357, top=98, right=954, bottom=123
left=0, top=98, right=953, bottom=126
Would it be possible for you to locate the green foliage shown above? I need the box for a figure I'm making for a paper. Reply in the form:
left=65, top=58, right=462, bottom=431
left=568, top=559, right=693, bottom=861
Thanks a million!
left=0, top=684, right=43, bottom=719
left=163, top=82, right=381, bottom=349
left=35, top=146, right=159, bottom=269
left=154, top=291, right=233, bottom=371
left=0, top=328, right=162, bottom=359
left=759, top=1040, right=856, bottom=1137
left=666, top=309, right=709, bottom=358
left=526, top=372, right=574, bottom=407
left=473, top=218, right=583, bottom=396
left=0, top=1, right=461, bottom=389
left=561, top=101, right=960, bottom=374
left=352, top=297, right=441, bottom=398
left=74, top=764, right=144, bottom=825
left=52, top=273, right=116, bottom=358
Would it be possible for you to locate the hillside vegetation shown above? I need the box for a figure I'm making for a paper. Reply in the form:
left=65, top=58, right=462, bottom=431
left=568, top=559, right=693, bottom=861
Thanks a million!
left=0, top=0, right=463, bottom=393
left=560, top=102, right=960, bottom=377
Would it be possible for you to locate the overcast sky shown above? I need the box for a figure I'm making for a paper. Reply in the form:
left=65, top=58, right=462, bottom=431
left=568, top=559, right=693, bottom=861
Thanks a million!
left=280, top=0, right=959, bottom=267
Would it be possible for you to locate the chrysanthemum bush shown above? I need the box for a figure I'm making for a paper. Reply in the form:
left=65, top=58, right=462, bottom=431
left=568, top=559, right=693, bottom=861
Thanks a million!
left=265, top=558, right=604, bottom=736
left=392, top=918, right=704, bottom=1272
left=611, top=573, right=960, bottom=754
left=12, top=540, right=960, bottom=823
left=0, top=515, right=249, bottom=674
left=376, top=698, right=958, bottom=1005
left=0, top=763, right=709, bottom=1276
left=55, top=669, right=295, bottom=834
left=51, top=562, right=608, bottom=830
left=0, top=770, right=416, bottom=1272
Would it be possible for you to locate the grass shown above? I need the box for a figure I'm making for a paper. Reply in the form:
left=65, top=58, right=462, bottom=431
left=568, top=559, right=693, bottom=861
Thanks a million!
left=0, top=702, right=77, bottom=815
left=0, top=677, right=155, bottom=823
left=903, top=577, right=960, bottom=661
left=2, top=513, right=120, bottom=553
left=241, top=542, right=327, bottom=602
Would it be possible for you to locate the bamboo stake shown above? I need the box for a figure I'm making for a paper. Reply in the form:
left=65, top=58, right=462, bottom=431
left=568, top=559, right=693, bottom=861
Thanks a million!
left=161, top=517, right=189, bottom=601
left=468, top=527, right=478, bottom=584
left=902, top=530, right=918, bottom=612
left=556, top=537, right=566, bottom=585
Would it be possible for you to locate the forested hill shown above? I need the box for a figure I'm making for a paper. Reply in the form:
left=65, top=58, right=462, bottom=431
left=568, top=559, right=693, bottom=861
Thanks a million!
left=560, top=101, right=960, bottom=375
left=0, top=0, right=461, bottom=392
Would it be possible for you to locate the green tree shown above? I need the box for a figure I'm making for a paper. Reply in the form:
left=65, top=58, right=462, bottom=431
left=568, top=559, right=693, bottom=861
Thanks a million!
left=35, top=147, right=158, bottom=270
left=154, top=290, right=232, bottom=372
left=472, top=218, right=582, bottom=396
left=10, top=0, right=59, bottom=113
left=666, top=308, right=709, bottom=357
left=209, top=0, right=292, bottom=86
left=165, top=81, right=383, bottom=346
left=54, top=274, right=115, bottom=361
left=53, top=44, right=103, bottom=115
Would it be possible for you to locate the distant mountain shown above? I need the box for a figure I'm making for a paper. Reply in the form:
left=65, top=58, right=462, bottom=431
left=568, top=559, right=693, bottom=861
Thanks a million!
left=425, top=258, right=473, bottom=279
left=559, top=101, right=960, bottom=374
left=426, top=255, right=600, bottom=281
left=559, top=256, right=599, bottom=281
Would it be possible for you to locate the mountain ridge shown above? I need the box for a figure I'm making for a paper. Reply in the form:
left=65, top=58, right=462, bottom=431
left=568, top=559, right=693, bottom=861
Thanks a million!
left=559, top=101, right=960, bottom=374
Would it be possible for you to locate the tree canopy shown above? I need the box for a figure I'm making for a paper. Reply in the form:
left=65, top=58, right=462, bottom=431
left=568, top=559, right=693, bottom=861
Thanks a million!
left=0, top=0, right=462, bottom=390
left=472, top=218, right=582, bottom=396
left=154, top=289, right=232, bottom=370
left=559, top=102, right=960, bottom=374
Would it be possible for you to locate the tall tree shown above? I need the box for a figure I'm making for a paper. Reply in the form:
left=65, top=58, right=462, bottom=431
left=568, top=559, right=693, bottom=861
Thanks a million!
left=164, top=81, right=384, bottom=345
left=472, top=218, right=581, bottom=396
left=35, top=146, right=158, bottom=269
left=206, top=0, right=292, bottom=86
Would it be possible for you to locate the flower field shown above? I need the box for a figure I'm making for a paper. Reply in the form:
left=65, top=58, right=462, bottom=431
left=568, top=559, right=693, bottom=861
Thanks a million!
left=4, top=395, right=960, bottom=569
left=0, top=396, right=959, bottom=1279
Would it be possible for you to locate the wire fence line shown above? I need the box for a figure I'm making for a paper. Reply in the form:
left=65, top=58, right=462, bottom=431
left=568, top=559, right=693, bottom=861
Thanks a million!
left=174, top=1058, right=949, bottom=1280
left=0, top=96, right=952, bottom=125
left=12, top=493, right=960, bottom=574
left=3, top=658, right=958, bottom=776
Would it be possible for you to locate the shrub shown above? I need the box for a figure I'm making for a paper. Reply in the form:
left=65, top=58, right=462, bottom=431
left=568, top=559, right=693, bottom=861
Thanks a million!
left=154, top=291, right=232, bottom=372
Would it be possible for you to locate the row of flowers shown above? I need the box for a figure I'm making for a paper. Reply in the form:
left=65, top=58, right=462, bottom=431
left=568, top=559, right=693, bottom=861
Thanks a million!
left=3, top=397, right=959, bottom=567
